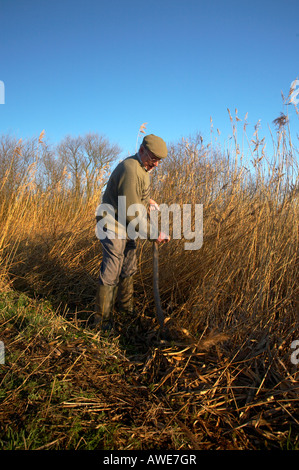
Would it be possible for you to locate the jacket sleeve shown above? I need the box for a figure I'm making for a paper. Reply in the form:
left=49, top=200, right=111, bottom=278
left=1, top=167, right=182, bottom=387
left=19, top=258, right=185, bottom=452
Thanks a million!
left=117, top=164, right=157, bottom=240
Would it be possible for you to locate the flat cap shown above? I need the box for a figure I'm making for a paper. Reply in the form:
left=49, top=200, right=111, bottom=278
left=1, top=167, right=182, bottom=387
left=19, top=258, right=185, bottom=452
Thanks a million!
left=142, top=134, right=168, bottom=159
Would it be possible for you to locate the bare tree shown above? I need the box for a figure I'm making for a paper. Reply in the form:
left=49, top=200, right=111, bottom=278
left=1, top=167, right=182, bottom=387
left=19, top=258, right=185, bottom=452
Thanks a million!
left=38, top=143, right=67, bottom=192
left=0, top=132, right=122, bottom=201
left=0, top=135, right=39, bottom=195
left=57, top=133, right=121, bottom=197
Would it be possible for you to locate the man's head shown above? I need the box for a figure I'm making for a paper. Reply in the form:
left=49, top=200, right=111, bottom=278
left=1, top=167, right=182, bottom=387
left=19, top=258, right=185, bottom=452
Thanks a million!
left=139, top=134, right=167, bottom=172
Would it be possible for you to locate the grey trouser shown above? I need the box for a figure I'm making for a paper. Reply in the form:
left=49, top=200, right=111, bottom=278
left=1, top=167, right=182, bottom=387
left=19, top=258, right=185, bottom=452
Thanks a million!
left=98, top=236, right=137, bottom=286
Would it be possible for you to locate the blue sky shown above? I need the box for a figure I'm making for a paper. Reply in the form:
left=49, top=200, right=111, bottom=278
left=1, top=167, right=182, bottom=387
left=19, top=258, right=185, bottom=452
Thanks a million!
left=1, top=0, right=298, bottom=158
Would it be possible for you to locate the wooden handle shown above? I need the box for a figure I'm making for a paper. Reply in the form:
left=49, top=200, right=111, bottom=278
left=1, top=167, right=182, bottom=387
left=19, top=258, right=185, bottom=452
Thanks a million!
left=153, top=242, right=165, bottom=329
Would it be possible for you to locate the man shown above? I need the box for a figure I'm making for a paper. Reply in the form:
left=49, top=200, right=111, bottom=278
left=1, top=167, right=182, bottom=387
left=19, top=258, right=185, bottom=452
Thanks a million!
left=94, top=134, right=170, bottom=331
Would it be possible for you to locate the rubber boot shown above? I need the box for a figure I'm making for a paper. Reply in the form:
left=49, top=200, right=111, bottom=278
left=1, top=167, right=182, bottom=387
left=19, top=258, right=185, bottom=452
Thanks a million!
left=117, top=275, right=134, bottom=316
left=93, top=284, right=118, bottom=331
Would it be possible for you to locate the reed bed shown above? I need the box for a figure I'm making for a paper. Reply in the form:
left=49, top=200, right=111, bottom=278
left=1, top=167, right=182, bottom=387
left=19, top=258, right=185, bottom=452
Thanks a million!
left=0, top=108, right=298, bottom=449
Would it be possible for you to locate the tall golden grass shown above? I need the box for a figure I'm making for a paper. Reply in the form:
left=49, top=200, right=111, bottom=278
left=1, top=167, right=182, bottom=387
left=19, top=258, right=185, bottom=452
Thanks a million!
left=146, top=109, right=298, bottom=342
left=0, top=104, right=298, bottom=449
left=0, top=112, right=298, bottom=335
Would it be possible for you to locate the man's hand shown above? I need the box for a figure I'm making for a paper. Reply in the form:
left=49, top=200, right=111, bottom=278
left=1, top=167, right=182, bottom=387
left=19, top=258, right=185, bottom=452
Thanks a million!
left=149, top=198, right=160, bottom=211
left=157, top=231, right=170, bottom=244
left=149, top=199, right=170, bottom=244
